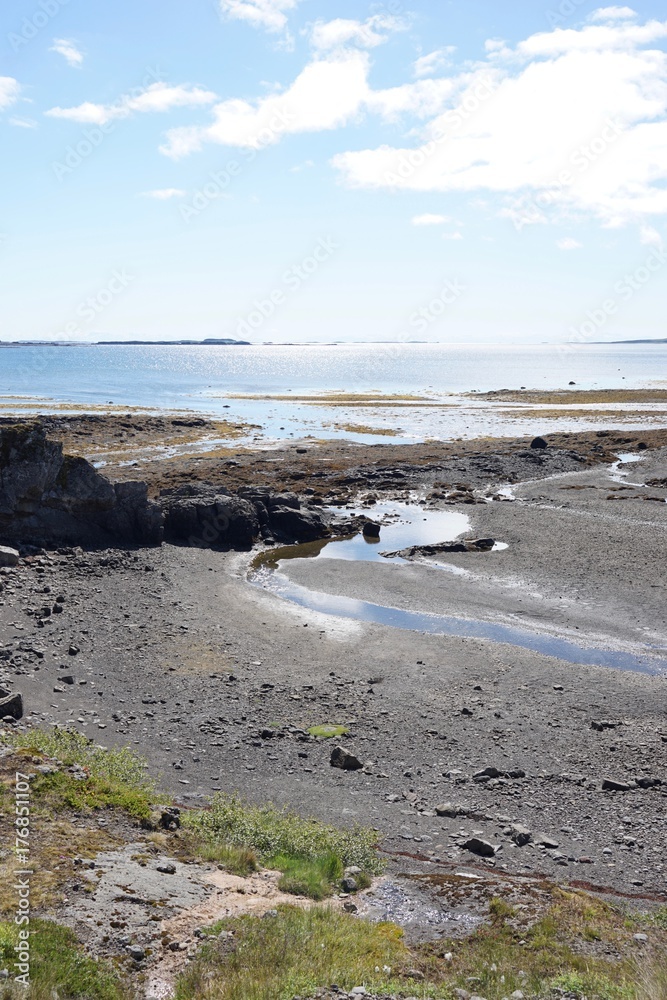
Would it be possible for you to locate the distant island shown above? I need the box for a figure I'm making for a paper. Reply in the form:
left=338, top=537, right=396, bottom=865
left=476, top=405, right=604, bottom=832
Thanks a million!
left=0, top=338, right=251, bottom=347
left=593, top=338, right=667, bottom=344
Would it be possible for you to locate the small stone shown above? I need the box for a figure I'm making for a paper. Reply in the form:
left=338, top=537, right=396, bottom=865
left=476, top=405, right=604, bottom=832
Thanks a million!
left=633, top=934, right=648, bottom=943
left=60, top=675, right=75, bottom=685
left=341, top=876, right=358, bottom=893
left=602, top=778, right=633, bottom=791
left=68, top=645, right=80, bottom=656
left=156, top=863, right=176, bottom=874
left=0, top=692, right=23, bottom=720
left=362, top=522, right=381, bottom=538
left=127, top=945, right=145, bottom=961
left=510, top=824, right=532, bottom=847
left=435, top=802, right=464, bottom=818
left=530, top=436, right=548, bottom=449
left=0, top=547, right=19, bottom=567
left=535, top=833, right=559, bottom=849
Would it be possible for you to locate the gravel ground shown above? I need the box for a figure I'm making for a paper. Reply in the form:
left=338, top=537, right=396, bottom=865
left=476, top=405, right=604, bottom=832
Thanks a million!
left=1, top=439, right=666, bottom=903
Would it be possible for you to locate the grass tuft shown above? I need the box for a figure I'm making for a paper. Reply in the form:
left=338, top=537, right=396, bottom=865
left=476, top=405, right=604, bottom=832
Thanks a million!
left=182, top=793, right=381, bottom=897
left=174, top=905, right=406, bottom=1000
left=1, top=728, right=155, bottom=820
left=0, top=919, right=128, bottom=1000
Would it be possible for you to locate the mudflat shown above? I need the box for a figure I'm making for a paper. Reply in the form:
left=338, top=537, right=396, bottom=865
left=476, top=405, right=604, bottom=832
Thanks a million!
left=1, top=416, right=666, bottom=902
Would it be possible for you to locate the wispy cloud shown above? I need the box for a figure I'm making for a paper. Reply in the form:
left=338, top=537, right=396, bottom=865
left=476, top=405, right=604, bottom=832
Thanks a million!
left=413, top=48, right=455, bottom=78
left=557, top=237, right=583, bottom=250
left=9, top=116, right=38, bottom=129
left=309, top=14, right=408, bottom=52
left=46, top=82, right=217, bottom=125
left=0, top=77, right=20, bottom=110
left=412, top=213, right=451, bottom=225
left=219, top=0, right=301, bottom=33
left=50, top=38, right=84, bottom=67
left=140, top=188, right=187, bottom=199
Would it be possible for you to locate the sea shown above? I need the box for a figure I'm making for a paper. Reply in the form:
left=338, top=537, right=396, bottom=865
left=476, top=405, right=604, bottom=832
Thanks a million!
left=1, top=342, right=665, bottom=443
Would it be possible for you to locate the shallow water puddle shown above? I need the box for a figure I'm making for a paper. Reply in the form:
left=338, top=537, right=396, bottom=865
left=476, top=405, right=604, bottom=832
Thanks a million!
left=250, top=501, right=667, bottom=675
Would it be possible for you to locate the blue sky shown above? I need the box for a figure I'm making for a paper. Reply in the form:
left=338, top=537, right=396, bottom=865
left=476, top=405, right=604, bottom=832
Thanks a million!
left=1, top=0, right=666, bottom=344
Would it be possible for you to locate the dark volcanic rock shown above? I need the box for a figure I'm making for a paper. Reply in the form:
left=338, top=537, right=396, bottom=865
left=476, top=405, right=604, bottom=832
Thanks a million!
left=0, top=424, right=162, bottom=548
left=160, top=485, right=259, bottom=549
left=530, top=436, right=548, bottom=449
left=267, top=504, right=329, bottom=543
left=330, top=746, right=364, bottom=771
left=0, top=692, right=23, bottom=720
left=362, top=521, right=381, bottom=538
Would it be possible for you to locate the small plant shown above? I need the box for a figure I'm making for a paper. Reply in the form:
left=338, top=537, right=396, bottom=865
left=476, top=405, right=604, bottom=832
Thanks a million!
left=272, top=851, right=343, bottom=900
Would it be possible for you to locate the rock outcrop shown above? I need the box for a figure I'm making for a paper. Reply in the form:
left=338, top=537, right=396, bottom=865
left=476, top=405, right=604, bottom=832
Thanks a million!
left=0, top=424, right=163, bottom=548
left=160, top=485, right=259, bottom=549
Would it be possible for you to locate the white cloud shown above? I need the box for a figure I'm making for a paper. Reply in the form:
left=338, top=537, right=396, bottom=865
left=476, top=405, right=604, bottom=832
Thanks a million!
left=309, top=14, right=407, bottom=52
left=161, top=51, right=370, bottom=157
left=50, top=38, right=84, bottom=67
left=557, top=237, right=583, bottom=249
left=220, top=0, right=300, bottom=33
left=589, top=6, right=637, bottom=21
left=332, top=16, right=667, bottom=227
left=46, top=82, right=217, bottom=125
left=443, top=231, right=463, bottom=240
left=412, top=213, right=451, bottom=225
left=141, top=188, right=187, bottom=199
left=9, top=116, right=38, bottom=128
left=160, top=51, right=458, bottom=158
left=413, top=48, right=455, bottom=78
left=0, top=77, right=20, bottom=110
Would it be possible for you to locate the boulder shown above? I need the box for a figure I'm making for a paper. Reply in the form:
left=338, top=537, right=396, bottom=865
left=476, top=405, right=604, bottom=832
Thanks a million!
left=0, top=424, right=162, bottom=547
left=530, top=436, right=548, bottom=449
left=0, top=692, right=23, bottom=720
left=160, top=485, right=259, bottom=548
left=0, top=546, right=19, bottom=567
left=330, top=746, right=363, bottom=771
left=267, top=505, right=329, bottom=543
left=462, top=837, right=497, bottom=857
left=362, top=521, right=381, bottom=538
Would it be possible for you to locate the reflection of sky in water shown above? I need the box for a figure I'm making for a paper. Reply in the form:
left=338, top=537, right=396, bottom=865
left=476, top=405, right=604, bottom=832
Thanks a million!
left=254, top=571, right=667, bottom=676
left=311, top=503, right=470, bottom=563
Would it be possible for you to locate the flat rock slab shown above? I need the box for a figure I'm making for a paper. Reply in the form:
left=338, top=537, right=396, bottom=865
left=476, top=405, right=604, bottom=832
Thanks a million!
left=0, top=546, right=19, bottom=567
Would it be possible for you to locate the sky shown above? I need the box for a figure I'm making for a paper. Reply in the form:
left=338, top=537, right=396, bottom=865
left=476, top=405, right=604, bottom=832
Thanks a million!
left=1, top=0, right=666, bottom=345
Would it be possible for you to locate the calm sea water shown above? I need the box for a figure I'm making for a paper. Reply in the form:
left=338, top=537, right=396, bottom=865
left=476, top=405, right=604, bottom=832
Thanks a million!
left=1, top=342, right=665, bottom=442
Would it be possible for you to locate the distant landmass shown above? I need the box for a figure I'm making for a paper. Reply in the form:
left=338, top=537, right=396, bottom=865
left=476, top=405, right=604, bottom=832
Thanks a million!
left=97, top=338, right=251, bottom=345
left=0, top=338, right=251, bottom=346
left=594, top=338, right=667, bottom=344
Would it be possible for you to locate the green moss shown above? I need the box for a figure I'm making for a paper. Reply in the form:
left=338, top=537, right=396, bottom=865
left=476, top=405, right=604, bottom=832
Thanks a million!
left=307, top=724, right=349, bottom=739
